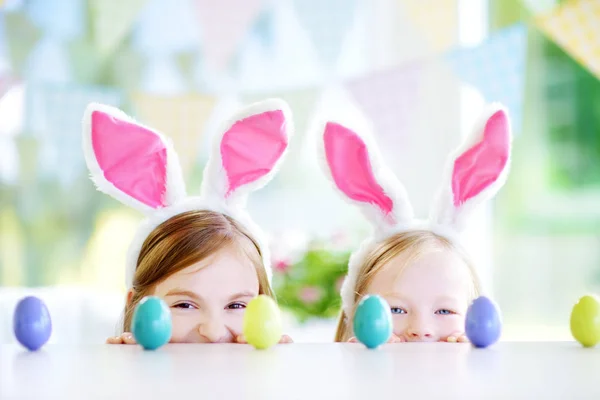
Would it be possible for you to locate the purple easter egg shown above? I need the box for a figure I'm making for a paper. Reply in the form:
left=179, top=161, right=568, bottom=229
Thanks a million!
left=465, top=296, right=502, bottom=348
left=13, top=296, right=52, bottom=351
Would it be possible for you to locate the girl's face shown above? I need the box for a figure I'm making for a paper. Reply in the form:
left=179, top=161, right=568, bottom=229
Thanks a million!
left=152, top=246, right=260, bottom=343
left=364, top=249, right=474, bottom=342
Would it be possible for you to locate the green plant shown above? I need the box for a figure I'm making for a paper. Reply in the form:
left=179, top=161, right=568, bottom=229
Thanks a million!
left=272, top=242, right=350, bottom=323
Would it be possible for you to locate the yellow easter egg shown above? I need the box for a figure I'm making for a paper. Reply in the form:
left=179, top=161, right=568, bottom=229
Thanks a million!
left=243, top=295, right=282, bottom=349
left=570, top=295, right=600, bottom=348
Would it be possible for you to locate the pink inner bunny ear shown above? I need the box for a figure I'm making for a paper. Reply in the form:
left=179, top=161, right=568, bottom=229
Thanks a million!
left=452, top=110, right=510, bottom=206
left=324, top=122, right=394, bottom=218
left=91, top=110, right=168, bottom=209
left=221, top=110, right=288, bottom=196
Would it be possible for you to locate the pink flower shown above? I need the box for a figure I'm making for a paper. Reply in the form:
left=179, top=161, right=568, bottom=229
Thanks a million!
left=299, top=286, right=322, bottom=304
left=335, top=277, right=345, bottom=292
left=331, top=232, right=347, bottom=245
left=274, top=260, right=290, bottom=273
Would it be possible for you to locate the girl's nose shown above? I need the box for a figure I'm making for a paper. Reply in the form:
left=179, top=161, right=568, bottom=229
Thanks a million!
left=198, top=319, right=232, bottom=343
left=406, top=316, right=434, bottom=340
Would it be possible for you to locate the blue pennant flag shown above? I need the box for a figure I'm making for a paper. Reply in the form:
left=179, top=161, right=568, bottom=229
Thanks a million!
left=24, top=84, right=124, bottom=186
left=446, top=24, right=528, bottom=132
left=293, top=0, right=357, bottom=68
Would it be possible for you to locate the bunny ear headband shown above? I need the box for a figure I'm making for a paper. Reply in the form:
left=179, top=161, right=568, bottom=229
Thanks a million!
left=320, top=103, right=512, bottom=316
left=82, top=99, right=293, bottom=289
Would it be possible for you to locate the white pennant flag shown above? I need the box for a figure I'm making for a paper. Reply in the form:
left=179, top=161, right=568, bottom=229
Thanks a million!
left=292, top=0, right=357, bottom=67
left=194, top=0, right=265, bottom=71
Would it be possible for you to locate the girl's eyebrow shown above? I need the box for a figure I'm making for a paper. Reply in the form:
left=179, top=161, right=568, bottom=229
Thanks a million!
left=165, top=289, right=203, bottom=302
left=435, top=295, right=461, bottom=303
left=378, top=292, right=409, bottom=302
left=227, top=291, right=257, bottom=302
left=165, top=289, right=257, bottom=302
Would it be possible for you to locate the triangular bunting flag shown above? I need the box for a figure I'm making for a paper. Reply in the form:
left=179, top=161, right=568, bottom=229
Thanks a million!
left=0, top=73, right=18, bottom=100
left=133, top=0, right=199, bottom=56
left=131, top=93, right=217, bottom=177
left=25, top=37, right=72, bottom=83
left=400, top=0, right=459, bottom=53
left=175, top=51, right=198, bottom=88
left=4, top=12, right=42, bottom=75
left=89, top=0, right=148, bottom=56
left=536, top=0, right=600, bottom=80
left=107, top=46, right=144, bottom=90
left=292, top=0, right=357, bottom=67
left=24, top=84, right=124, bottom=186
left=139, top=55, right=187, bottom=93
left=445, top=24, right=528, bottom=132
left=194, top=0, right=265, bottom=71
left=25, top=0, right=84, bottom=40
left=250, top=9, right=275, bottom=50
left=346, top=61, right=424, bottom=153
left=67, top=38, right=104, bottom=84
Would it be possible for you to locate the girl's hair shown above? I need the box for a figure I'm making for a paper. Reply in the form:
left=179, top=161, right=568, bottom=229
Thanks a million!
left=334, top=230, right=481, bottom=342
left=122, top=210, right=273, bottom=331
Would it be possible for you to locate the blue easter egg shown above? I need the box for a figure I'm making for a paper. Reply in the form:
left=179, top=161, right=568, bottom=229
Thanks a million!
left=13, top=296, right=52, bottom=351
left=353, top=295, right=392, bottom=349
left=132, top=296, right=172, bottom=350
left=465, top=296, right=502, bottom=348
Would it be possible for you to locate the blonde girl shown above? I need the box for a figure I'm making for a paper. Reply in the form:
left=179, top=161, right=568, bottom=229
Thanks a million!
left=319, top=104, right=511, bottom=343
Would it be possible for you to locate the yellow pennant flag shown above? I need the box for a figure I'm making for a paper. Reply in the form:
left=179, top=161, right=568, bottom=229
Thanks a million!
left=89, top=0, right=148, bottom=55
left=131, top=93, right=217, bottom=178
left=400, top=0, right=459, bottom=53
left=536, top=0, right=600, bottom=79
left=5, top=12, right=42, bottom=74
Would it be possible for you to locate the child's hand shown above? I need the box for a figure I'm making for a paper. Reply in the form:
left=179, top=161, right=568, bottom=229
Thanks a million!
left=441, top=332, right=469, bottom=343
left=106, top=332, right=137, bottom=345
left=235, top=334, right=294, bottom=344
left=347, top=334, right=406, bottom=343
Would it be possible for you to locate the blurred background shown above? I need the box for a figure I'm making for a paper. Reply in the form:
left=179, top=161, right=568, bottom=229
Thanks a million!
left=0, top=0, right=599, bottom=343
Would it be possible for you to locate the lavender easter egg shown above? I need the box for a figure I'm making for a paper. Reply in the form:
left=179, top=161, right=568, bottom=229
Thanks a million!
left=13, top=296, right=52, bottom=351
left=465, top=296, right=502, bottom=348
left=353, top=295, right=392, bottom=349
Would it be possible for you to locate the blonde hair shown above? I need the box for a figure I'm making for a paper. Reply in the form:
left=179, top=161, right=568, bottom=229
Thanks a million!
left=334, top=230, right=481, bottom=342
left=123, top=210, right=273, bottom=331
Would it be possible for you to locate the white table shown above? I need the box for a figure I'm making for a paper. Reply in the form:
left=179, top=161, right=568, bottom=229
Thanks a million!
left=1, top=342, right=598, bottom=399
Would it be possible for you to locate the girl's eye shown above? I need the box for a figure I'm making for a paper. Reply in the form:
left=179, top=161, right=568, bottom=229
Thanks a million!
left=173, top=302, right=196, bottom=310
left=227, top=302, right=246, bottom=310
left=435, top=309, right=455, bottom=315
left=390, top=307, right=407, bottom=315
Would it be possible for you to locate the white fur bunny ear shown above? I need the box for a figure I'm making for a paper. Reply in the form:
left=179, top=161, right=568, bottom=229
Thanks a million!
left=429, top=103, right=512, bottom=233
left=200, top=99, right=292, bottom=207
left=320, top=120, right=414, bottom=234
left=82, top=102, right=186, bottom=214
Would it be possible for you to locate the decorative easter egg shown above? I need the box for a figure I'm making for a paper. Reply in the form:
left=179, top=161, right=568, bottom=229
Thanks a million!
left=243, top=295, right=282, bottom=349
left=353, top=295, right=392, bottom=349
left=570, top=295, right=600, bottom=348
left=465, top=296, right=502, bottom=348
left=132, top=296, right=172, bottom=350
left=13, top=296, right=52, bottom=351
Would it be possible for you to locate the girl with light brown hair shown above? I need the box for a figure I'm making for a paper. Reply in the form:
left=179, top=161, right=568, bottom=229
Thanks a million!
left=82, top=99, right=293, bottom=344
